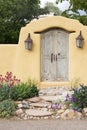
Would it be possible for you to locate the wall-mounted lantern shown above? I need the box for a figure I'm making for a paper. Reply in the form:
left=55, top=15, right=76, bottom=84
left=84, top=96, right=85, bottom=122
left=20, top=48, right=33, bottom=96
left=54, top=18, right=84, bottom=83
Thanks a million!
left=24, top=33, right=33, bottom=50
left=76, top=31, right=84, bottom=48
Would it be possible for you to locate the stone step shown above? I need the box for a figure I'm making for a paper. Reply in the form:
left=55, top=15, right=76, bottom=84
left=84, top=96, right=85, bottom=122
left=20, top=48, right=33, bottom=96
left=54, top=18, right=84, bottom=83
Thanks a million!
left=30, top=102, right=51, bottom=108
left=39, top=87, right=70, bottom=96
left=25, top=109, right=53, bottom=117
left=27, top=97, right=43, bottom=103
left=39, top=95, right=59, bottom=102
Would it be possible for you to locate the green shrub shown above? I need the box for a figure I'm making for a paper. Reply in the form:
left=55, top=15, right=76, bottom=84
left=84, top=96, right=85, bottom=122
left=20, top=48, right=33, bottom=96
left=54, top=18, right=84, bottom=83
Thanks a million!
left=11, top=82, right=30, bottom=100
left=0, top=99, right=16, bottom=118
left=26, top=79, right=39, bottom=98
left=0, top=72, right=20, bottom=101
left=10, top=80, right=39, bottom=101
left=0, top=85, right=11, bottom=101
left=71, top=84, right=87, bottom=112
left=0, top=72, right=39, bottom=101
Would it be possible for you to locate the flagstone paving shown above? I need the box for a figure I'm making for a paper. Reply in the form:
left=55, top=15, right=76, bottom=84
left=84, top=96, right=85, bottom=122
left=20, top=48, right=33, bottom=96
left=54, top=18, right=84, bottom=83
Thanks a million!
left=15, top=87, right=85, bottom=120
left=25, top=109, right=53, bottom=117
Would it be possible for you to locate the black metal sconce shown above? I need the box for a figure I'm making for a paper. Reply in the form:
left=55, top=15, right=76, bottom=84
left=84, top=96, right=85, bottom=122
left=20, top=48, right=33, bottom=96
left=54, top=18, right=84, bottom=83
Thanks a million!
left=76, top=31, right=84, bottom=48
left=24, top=33, right=33, bottom=50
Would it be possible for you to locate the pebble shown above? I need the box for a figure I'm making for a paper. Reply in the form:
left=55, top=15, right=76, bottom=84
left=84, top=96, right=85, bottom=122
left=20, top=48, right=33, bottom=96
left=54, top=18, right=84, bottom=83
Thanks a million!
left=44, top=116, right=49, bottom=119
left=18, top=104, right=23, bottom=109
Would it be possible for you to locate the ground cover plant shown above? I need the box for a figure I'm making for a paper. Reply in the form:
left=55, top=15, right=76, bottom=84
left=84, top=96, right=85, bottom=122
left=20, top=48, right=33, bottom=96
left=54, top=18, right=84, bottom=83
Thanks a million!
left=0, top=72, right=39, bottom=118
left=70, top=84, right=87, bottom=112
left=0, top=99, right=16, bottom=118
left=0, top=72, right=39, bottom=101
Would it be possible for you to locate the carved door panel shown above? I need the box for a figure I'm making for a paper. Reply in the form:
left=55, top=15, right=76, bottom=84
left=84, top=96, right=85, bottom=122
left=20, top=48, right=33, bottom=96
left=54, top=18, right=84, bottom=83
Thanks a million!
left=55, top=30, right=69, bottom=81
left=41, top=29, right=69, bottom=81
left=41, top=31, right=56, bottom=81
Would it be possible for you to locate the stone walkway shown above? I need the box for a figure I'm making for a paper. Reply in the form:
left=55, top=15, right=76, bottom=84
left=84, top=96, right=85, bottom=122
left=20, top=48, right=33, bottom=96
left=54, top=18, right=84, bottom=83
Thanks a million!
left=15, top=87, right=86, bottom=120
left=1, top=87, right=87, bottom=130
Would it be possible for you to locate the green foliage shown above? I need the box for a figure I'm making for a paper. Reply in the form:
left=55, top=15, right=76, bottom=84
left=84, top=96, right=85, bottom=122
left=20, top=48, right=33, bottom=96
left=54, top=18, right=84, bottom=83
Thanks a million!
left=0, top=0, right=48, bottom=43
left=0, top=80, right=39, bottom=101
left=0, top=85, right=11, bottom=101
left=44, top=2, right=61, bottom=15
left=56, top=0, right=87, bottom=11
left=71, top=78, right=80, bottom=89
left=0, top=99, right=16, bottom=118
left=56, top=0, right=87, bottom=25
left=10, top=82, right=29, bottom=100
left=10, top=81, right=39, bottom=101
left=71, top=84, right=87, bottom=112
left=27, top=79, right=39, bottom=98
left=0, top=72, right=39, bottom=101
left=0, top=72, right=20, bottom=101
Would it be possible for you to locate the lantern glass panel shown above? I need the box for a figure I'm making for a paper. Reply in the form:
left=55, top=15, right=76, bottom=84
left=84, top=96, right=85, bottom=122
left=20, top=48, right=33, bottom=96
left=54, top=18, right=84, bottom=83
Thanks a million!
left=24, top=33, right=33, bottom=50
left=76, top=31, right=84, bottom=48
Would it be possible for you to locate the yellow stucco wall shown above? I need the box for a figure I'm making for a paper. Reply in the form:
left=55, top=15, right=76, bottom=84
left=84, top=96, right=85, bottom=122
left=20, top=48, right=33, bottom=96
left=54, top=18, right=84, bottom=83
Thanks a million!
left=0, top=16, right=87, bottom=87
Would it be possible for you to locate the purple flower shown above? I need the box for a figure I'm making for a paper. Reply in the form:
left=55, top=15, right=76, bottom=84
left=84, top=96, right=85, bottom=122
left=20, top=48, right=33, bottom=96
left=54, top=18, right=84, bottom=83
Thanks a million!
left=71, top=97, right=77, bottom=102
left=50, top=104, right=53, bottom=109
left=73, top=108, right=78, bottom=111
left=59, top=104, right=62, bottom=109
left=65, top=93, right=70, bottom=101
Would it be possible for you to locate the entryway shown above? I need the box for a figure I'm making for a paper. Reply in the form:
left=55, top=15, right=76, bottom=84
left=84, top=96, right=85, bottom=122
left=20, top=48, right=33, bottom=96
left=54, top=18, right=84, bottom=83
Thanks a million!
left=41, top=29, right=69, bottom=81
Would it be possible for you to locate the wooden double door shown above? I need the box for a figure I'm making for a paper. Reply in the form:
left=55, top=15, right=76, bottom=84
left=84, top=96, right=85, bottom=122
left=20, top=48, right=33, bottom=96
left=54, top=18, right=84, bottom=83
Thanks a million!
left=41, top=29, right=69, bottom=81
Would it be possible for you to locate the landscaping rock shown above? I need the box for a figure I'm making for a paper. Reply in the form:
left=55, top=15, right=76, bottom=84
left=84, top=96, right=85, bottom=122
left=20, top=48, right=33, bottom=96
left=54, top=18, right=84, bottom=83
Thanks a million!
left=22, top=100, right=28, bottom=104
left=56, top=115, right=60, bottom=119
left=28, top=97, right=42, bottom=103
left=74, top=111, right=82, bottom=119
left=44, top=116, right=49, bottom=119
left=61, top=109, right=74, bottom=120
left=18, top=104, right=23, bottom=109
left=41, top=108, right=48, bottom=111
left=15, top=109, right=24, bottom=116
left=39, top=95, right=58, bottom=102
left=39, top=87, right=61, bottom=96
left=30, top=102, right=51, bottom=108
left=25, top=109, right=53, bottom=117
left=13, top=87, right=85, bottom=120
left=57, top=109, right=65, bottom=114
left=22, top=100, right=29, bottom=109
left=15, top=101, right=22, bottom=104
left=82, top=108, right=87, bottom=116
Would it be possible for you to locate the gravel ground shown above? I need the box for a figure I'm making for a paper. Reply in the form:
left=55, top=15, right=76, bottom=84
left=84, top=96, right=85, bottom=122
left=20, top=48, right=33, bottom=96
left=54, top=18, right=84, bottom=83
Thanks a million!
left=0, top=119, right=87, bottom=130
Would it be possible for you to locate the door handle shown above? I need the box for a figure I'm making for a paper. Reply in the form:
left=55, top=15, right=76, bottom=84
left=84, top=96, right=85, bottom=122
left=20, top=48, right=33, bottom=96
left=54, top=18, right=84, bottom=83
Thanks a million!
left=51, top=54, right=57, bottom=62
left=56, top=54, right=57, bottom=61
left=58, top=53, right=60, bottom=56
left=51, top=53, right=53, bottom=63
left=54, top=54, right=55, bottom=61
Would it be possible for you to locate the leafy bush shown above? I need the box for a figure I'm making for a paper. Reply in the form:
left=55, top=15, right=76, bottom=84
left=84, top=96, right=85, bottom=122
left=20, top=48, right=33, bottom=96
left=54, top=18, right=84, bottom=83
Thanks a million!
left=26, top=79, right=39, bottom=98
left=70, top=84, right=87, bottom=112
left=0, top=72, right=20, bottom=101
left=11, top=80, right=39, bottom=101
left=0, top=85, right=11, bottom=101
left=0, top=99, right=16, bottom=118
left=0, top=72, right=39, bottom=101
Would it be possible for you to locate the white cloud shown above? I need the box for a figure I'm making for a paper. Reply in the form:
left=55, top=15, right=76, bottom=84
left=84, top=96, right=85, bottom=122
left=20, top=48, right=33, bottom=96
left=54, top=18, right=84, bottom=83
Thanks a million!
left=40, top=0, right=70, bottom=11
left=58, top=1, right=70, bottom=11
